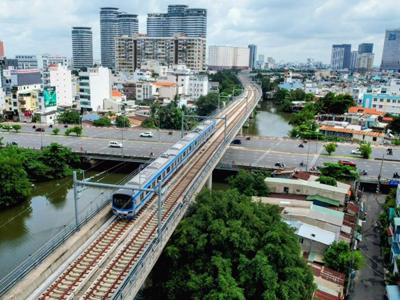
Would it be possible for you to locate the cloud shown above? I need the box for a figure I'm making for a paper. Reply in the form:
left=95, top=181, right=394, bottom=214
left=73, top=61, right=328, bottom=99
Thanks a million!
left=0, top=0, right=394, bottom=63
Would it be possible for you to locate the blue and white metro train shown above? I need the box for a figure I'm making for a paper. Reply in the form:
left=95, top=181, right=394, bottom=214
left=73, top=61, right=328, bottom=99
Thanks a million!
left=112, top=119, right=217, bottom=219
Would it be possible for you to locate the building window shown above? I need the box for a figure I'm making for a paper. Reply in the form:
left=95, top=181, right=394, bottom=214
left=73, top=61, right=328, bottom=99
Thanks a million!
left=373, top=137, right=377, bottom=142
left=283, top=187, right=289, bottom=193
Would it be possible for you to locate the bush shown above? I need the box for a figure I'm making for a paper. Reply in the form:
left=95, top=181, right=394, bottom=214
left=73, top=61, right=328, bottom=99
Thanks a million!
left=93, top=117, right=111, bottom=127
left=57, top=110, right=80, bottom=124
left=65, top=126, right=82, bottom=136
left=115, top=115, right=130, bottom=128
left=52, top=128, right=60, bottom=135
left=318, top=176, right=337, bottom=186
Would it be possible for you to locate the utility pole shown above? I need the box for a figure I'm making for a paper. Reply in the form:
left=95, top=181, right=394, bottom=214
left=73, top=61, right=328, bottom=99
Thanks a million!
left=73, top=171, right=79, bottom=229
left=157, top=184, right=162, bottom=240
left=377, top=152, right=385, bottom=193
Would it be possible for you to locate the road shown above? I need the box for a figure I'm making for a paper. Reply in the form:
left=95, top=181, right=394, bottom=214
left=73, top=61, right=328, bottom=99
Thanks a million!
left=221, top=136, right=400, bottom=180
left=1, top=130, right=399, bottom=179
left=350, top=193, right=385, bottom=300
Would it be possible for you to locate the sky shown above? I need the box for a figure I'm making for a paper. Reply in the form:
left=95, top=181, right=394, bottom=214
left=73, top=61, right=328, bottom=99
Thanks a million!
left=0, top=0, right=399, bottom=64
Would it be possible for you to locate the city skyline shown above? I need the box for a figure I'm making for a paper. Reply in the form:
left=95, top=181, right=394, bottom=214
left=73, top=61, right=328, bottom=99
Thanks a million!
left=0, top=0, right=399, bottom=63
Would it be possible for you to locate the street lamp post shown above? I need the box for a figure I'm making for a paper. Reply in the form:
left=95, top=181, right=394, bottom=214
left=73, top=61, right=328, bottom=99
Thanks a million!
left=377, top=152, right=385, bottom=193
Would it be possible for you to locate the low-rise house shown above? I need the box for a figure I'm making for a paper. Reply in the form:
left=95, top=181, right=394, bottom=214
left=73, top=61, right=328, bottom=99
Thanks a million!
left=311, top=263, right=345, bottom=300
left=264, top=177, right=350, bottom=206
left=319, top=125, right=385, bottom=144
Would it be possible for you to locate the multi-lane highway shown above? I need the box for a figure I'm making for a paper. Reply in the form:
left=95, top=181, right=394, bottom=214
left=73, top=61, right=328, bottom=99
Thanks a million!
left=221, top=136, right=400, bottom=180
left=1, top=126, right=399, bottom=180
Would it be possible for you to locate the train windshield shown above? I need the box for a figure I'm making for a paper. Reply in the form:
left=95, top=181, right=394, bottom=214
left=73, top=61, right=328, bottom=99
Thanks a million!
left=113, top=194, right=132, bottom=210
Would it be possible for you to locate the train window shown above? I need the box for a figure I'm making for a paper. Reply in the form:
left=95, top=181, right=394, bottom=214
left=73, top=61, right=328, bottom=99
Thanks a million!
left=113, top=194, right=132, bottom=209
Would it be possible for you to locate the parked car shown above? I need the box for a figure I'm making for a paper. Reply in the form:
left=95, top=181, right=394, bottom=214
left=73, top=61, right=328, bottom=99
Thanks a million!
left=351, top=149, right=361, bottom=155
left=140, top=132, right=153, bottom=138
left=338, top=160, right=356, bottom=167
left=108, top=141, right=123, bottom=148
left=231, top=139, right=242, bottom=145
left=35, top=127, right=45, bottom=132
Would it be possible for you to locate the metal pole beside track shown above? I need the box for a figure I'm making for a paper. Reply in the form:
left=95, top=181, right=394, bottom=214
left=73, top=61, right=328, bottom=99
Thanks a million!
left=73, top=171, right=79, bottom=229
left=157, top=184, right=162, bottom=240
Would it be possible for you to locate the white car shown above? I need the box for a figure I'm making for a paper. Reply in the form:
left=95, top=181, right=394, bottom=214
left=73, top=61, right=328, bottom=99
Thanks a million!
left=351, top=149, right=361, bottom=155
left=140, top=132, right=153, bottom=138
left=108, top=141, right=123, bottom=148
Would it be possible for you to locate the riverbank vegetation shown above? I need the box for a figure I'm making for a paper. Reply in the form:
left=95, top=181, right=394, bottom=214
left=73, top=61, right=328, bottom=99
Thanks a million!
left=0, top=143, right=80, bottom=209
left=143, top=170, right=315, bottom=299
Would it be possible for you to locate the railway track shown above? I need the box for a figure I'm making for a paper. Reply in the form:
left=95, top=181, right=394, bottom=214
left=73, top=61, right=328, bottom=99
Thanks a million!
left=38, top=81, right=260, bottom=300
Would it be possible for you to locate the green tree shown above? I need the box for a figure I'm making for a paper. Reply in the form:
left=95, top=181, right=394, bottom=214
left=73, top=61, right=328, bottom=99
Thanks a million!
left=144, top=189, right=315, bottom=299
left=12, top=124, right=21, bottom=132
left=318, top=176, right=337, bottom=186
left=57, top=110, right=80, bottom=124
left=358, top=142, right=372, bottom=159
left=0, top=157, right=32, bottom=209
left=93, top=117, right=111, bottom=127
left=52, top=128, right=60, bottom=135
left=31, top=114, right=40, bottom=123
left=319, top=162, right=359, bottom=181
left=65, top=126, right=83, bottom=136
left=115, top=115, right=130, bottom=128
left=323, top=241, right=364, bottom=272
left=317, top=93, right=354, bottom=114
left=0, top=136, right=3, bottom=147
left=228, top=170, right=269, bottom=196
left=324, top=143, right=337, bottom=155
left=387, top=116, right=400, bottom=134
left=196, top=93, right=219, bottom=116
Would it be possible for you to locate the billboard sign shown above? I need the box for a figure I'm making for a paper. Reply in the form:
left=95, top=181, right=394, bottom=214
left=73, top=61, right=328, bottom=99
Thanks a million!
left=44, top=86, right=56, bottom=107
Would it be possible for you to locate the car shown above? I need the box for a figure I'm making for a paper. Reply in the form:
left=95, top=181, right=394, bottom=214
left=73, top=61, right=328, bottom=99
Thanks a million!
left=140, top=132, right=153, bottom=138
left=108, top=141, right=123, bottom=148
left=231, top=139, right=242, bottom=145
left=275, top=162, right=285, bottom=168
left=35, top=127, right=45, bottom=132
left=298, top=144, right=304, bottom=148
left=338, top=160, right=356, bottom=167
left=351, top=149, right=361, bottom=155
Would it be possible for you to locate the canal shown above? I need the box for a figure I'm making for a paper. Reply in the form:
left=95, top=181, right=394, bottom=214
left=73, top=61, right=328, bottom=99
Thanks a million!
left=243, top=102, right=292, bottom=137
left=0, top=162, right=137, bottom=280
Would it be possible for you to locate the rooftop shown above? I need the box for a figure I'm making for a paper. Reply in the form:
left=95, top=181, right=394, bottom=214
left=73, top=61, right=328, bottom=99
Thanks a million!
left=348, top=106, right=385, bottom=116
left=386, top=285, right=400, bottom=300
left=319, top=125, right=385, bottom=138
left=286, top=220, right=336, bottom=245
left=265, top=177, right=350, bottom=195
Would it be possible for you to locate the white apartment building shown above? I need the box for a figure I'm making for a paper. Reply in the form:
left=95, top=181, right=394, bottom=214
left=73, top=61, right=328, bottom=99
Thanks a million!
left=49, top=64, right=73, bottom=107
left=79, top=67, right=112, bottom=111
left=188, top=75, right=208, bottom=99
left=208, top=46, right=250, bottom=69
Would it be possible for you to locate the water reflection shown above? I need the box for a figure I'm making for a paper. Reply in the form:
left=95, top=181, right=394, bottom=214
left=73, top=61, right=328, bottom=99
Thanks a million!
left=0, top=169, right=130, bottom=279
left=243, top=102, right=292, bottom=137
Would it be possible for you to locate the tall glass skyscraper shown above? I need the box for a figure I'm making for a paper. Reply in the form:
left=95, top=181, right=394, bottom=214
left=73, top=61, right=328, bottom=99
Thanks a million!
left=381, top=29, right=400, bottom=71
left=147, top=5, right=207, bottom=38
left=100, top=7, right=120, bottom=69
left=118, top=13, right=139, bottom=36
left=358, top=43, right=373, bottom=54
left=248, top=44, right=257, bottom=69
left=71, top=27, right=93, bottom=69
left=331, top=44, right=351, bottom=70
left=100, top=8, right=139, bottom=69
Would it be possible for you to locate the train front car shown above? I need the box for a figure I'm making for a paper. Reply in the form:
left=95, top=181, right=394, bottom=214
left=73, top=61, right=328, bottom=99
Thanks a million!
left=112, top=188, right=136, bottom=219
left=111, top=119, right=217, bottom=219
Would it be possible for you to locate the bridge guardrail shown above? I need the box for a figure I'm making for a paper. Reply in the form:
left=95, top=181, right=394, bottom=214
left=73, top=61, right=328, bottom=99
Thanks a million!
left=113, top=81, right=261, bottom=299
